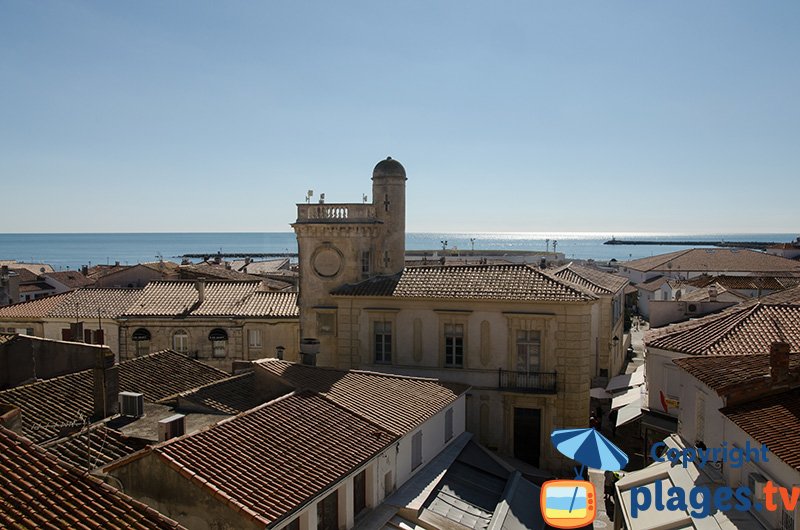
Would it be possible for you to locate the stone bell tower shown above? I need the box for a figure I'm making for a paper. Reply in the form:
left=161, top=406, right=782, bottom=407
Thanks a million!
left=292, top=157, right=407, bottom=366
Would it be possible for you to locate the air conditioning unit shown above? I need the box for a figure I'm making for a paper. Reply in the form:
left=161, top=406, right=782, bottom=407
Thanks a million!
left=158, top=414, right=186, bottom=442
left=118, top=391, right=144, bottom=418
left=748, top=472, right=768, bottom=502
left=686, top=303, right=700, bottom=315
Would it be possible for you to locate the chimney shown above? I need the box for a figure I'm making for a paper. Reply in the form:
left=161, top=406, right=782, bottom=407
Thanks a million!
left=540, top=257, right=547, bottom=269
left=770, top=342, right=791, bottom=385
left=93, top=348, right=119, bottom=420
left=0, top=404, right=23, bottom=435
left=115, top=261, right=120, bottom=267
left=299, top=338, right=320, bottom=366
left=195, top=278, right=206, bottom=303
left=708, top=286, right=718, bottom=302
left=81, top=265, right=89, bottom=276
left=276, top=345, right=285, bottom=360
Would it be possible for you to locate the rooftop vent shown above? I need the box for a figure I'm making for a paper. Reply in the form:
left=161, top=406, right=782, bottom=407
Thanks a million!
left=118, top=391, right=144, bottom=418
left=158, top=414, right=186, bottom=442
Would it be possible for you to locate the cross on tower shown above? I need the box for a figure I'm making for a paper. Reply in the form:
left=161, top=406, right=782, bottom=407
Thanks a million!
left=384, top=194, right=390, bottom=212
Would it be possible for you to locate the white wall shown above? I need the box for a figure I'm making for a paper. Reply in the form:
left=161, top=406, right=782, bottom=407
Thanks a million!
left=676, top=373, right=726, bottom=449
left=646, top=347, right=687, bottom=417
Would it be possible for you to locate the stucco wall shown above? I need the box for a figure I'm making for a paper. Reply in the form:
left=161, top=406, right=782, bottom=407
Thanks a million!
left=0, top=336, right=109, bottom=389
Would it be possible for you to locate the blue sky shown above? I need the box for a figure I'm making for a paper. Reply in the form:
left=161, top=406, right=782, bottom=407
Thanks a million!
left=1, top=1, right=798, bottom=233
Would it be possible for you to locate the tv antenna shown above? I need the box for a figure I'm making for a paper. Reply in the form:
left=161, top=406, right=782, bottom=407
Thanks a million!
left=305, top=190, right=314, bottom=203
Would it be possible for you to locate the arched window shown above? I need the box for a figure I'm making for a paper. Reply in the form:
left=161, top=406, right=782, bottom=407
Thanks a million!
left=209, top=328, right=228, bottom=358
left=131, top=328, right=151, bottom=357
left=173, top=329, right=189, bottom=354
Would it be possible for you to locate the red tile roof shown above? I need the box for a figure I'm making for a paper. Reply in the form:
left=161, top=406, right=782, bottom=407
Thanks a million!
left=722, top=388, right=800, bottom=471
left=673, top=353, right=800, bottom=394
left=686, top=274, right=800, bottom=292
left=331, top=264, right=596, bottom=302
left=44, top=271, right=97, bottom=288
left=0, top=288, right=142, bottom=319
left=645, top=289, right=800, bottom=355
left=172, top=372, right=267, bottom=415
left=622, top=248, right=800, bottom=274
left=121, top=281, right=298, bottom=318
left=0, top=350, right=229, bottom=443
left=0, top=426, right=185, bottom=529
left=256, top=360, right=468, bottom=436
left=44, top=424, right=149, bottom=470
left=552, top=263, right=628, bottom=295
left=155, top=391, right=396, bottom=527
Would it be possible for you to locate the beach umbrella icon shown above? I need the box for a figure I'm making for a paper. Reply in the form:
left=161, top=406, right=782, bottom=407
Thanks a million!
left=551, top=428, right=628, bottom=476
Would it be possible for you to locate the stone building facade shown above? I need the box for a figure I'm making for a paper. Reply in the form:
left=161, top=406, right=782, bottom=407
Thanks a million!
left=292, top=158, right=601, bottom=473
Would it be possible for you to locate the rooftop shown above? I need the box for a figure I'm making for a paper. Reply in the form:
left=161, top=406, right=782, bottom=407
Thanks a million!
left=622, top=248, right=800, bottom=274
left=120, top=280, right=298, bottom=318
left=0, top=288, right=143, bottom=319
left=0, top=426, right=184, bottom=529
left=684, top=274, right=800, bottom=291
left=552, top=262, right=629, bottom=295
left=673, top=352, right=800, bottom=394
left=171, top=371, right=266, bottom=415
left=256, top=359, right=468, bottom=436
left=154, top=391, right=396, bottom=527
left=43, top=270, right=97, bottom=288
left=331, top=264, right=596, bottom=302
left=43, top=423, right=149, bottom=471
left=645, top=288, right=800, bottom=355
left=0, top=350, right=229, bottom=443
left=722, top=388, right=800, bottom=471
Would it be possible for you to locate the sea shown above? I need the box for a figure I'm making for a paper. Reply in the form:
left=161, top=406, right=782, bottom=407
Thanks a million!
left=0, top=232, right=796, bottom=272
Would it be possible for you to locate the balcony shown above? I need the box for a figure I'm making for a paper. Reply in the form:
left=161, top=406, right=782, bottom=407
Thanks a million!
left=498, top=369, right=557, bottom=394
left=296, top=203, right=378, bottom=224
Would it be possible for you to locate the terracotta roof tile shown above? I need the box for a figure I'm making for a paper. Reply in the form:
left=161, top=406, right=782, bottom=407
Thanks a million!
left=0, top=426, right=185, bottom=529
left=645, top=289, right=800, bottom=355
left=0, top=350, right=229, bottom=443
left=331, top=264, right=595, bottom=302
left=685, top=274, right=800, bottom=291
left=44, top=424, right=149, bottom=470
left=721, top=388, right=800, bottom=471
left=173, top=372, right=267, bottom=415
left=637, top=275, right=669, bottom=292
left=43, top=271, right=97, bottom=289
left=156, top=391, right=396, bottom=527
left=256, top=360, right=467, bottom=436
left=0, top=289, right=143, bottom=319
left=121, top=281, right=297, bottom=318
left=673, top=353, right=800, bottom=394
left=622, top=248, right=800, bottom=274
left=552, top=263, right=628, bottom=295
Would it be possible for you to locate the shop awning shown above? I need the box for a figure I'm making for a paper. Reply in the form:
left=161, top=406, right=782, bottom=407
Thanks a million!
left=611, top=385, right=644, bottom=410
left=606, top=365, right=645, bottom=392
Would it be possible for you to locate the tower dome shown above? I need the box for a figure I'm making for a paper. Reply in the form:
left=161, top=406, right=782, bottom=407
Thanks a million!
left=372, top=157, right=406, bottom=179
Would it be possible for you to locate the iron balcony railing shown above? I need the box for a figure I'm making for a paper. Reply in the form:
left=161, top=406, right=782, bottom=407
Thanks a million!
left=498, top=369, right=557, bottom=394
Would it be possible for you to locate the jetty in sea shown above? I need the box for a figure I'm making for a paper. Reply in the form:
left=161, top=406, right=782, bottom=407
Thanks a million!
left=603, top=238, right=781, bottom=251
left=180, top=252, right=298, bottom=259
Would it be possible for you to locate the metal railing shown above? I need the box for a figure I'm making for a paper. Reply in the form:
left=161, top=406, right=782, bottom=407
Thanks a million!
left=498, top=369, right=557, bottom=394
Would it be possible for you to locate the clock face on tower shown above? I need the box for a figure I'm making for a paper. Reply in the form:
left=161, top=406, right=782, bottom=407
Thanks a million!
left=312, top=245, right=343, bottom=278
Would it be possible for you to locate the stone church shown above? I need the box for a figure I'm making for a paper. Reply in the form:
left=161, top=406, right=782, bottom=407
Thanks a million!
left=293, top=157, right=598, bottom=472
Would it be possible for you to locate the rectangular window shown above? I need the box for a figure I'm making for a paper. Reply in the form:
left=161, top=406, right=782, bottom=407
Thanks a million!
left=412, top=431, right=423, bottom=470
left=516, top=330, right=541, bottom=372
left=248, top=329, right=262, bottom=348
left=317, top=313, right=335, bottom=336
left=212, top=340, right=226, bottom=358
left=25, top=327, right=34, bottom=336
left=444, top=323, right=464, bottom=367
left=374, top=321, right=392, bottom=364
left=445, top=408, right=454, bottom=442
left=173, top=333, right=189, bottom=354
left=361, top=250, right=371, bottom=278
left=316, top=489, right=339, bottom=530
left=135, top=341, right=149, bottom=357
left=353, top=469, right=367, bottom=517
